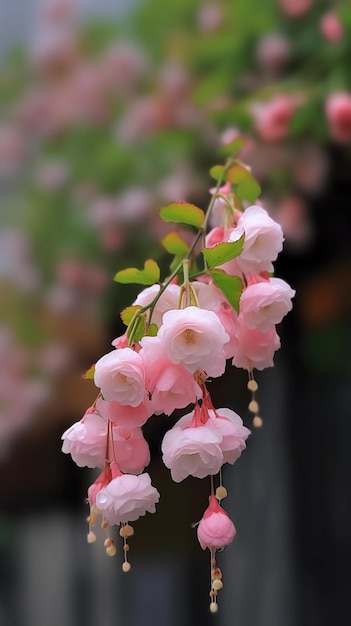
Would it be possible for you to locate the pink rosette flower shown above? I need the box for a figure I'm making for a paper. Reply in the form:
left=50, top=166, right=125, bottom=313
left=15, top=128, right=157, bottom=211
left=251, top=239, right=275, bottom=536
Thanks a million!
left=94, top=347, right=145, bottom=407
left=112, top=425, right=150, bottom=474
left=325, top=92, right=351, bottom=143
left=133, top=283, right=181, bottom=328
left=207, top=407, right=251, bottom=464
left=232, top=318, right=281, bottom=371
left=140, top=336, right=202, bottom=415
left=251, top=95, right=298, bottom=142
left=240, top=276, right=295, bottom=332
left=230, top=205, right=284, bottom=273
left=197, top=495, right=236, bottom=550
left=161, top=407, right=224, bottom=482
left=133, top=284, right=180, bottom=327
left=61, top=407, right=107, bottom=468
left=95, top=468, right=160, bottom=525
left=157, top=306, right=229, bottom=377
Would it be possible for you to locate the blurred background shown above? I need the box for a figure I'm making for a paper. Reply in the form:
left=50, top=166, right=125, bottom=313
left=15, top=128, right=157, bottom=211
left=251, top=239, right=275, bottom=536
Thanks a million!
left=0, top=1, right=350, bottom=625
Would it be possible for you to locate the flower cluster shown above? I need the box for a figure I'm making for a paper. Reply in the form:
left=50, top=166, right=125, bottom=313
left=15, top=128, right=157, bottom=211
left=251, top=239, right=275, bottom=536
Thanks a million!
left=62, top=157, right=295, bottom=611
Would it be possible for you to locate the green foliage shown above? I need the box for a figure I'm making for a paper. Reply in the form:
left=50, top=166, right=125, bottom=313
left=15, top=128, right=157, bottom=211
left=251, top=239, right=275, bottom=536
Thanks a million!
left=160, top=202, right=205, bottom=228
left=202, top=237, right=245, bottom=269
left=209, top=270, right=244, bottom=313
left=114, top=260, right=161, bottom=286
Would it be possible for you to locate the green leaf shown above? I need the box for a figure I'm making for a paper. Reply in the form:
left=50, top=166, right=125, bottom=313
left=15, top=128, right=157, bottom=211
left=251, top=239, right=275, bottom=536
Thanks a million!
left=83, top=363, right=95, bottom=380
left=159, top=202, right=205, bottom=228
left=209, top=270, right=244, bottom=313
left=114, top=259, right=160, bottom=285
left=226, top=164, right=261, bottom=203
left=162, top=231, right=190, bottom=255
left=236, top=178, right=261, bottom=203
left=220, top=137, right=245, bottom=158
left=128, top=315, right=147, bottom=343
left=121, top=305, right=142, bottom=326
left=147, top=323, right=158, bottom=337
left=226, top=164, right=252, bottom=184
left=202, top=236, right=245, bottom=268
left=209, top=165, right=225, bottom=181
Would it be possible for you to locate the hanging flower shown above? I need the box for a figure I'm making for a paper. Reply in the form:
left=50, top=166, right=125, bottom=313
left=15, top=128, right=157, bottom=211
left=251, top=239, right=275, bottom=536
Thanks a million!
left=94, top=347, right=146, bottom=406
left=197, top=495, right=236, bottom=550
left=61, top=406, right=107, bottom=468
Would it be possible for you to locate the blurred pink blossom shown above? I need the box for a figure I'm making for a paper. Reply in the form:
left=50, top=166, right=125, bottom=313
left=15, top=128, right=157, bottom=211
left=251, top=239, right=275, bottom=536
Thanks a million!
left=197, top=2, right=223, bottom=32
left=251, top=95, right=302, bottom=142
left=279, top=0, right=313, bottom=18
left=325, top=92, right=351, bottom=143
left=320, top=12, right=344, bottom=43
left=255, top=34, right=291, bottom=74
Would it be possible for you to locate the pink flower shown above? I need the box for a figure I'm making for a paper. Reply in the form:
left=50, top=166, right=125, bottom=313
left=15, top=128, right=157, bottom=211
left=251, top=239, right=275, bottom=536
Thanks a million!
left=240, top=276, right=295, bottom=332
left=325, top=93, right=351, bottom=143
left=133, top=283, right=180, bottom=328
left=94, top=347, right=146, bottom=407
left=197, top=495, right=236, bottom=550
left=232, top=318, right=281, bottom=371
left=112, top=425, right=150, bottom=474
left=157, top=306, right=229, bottom=377
left=320, top=12, right=344, bottom=44
left=255, top=34, right=291, bottom=74
left=207, top=407, right=250, bottom=464
left=95, top=470, right=160, bottom=525
left=140, top=336, right=202, bottom=415
left=161, top=407, right=224, bottom=482
left=252, top=96, right=299, bottom=142
left=99, top=397, right=152, bottom=429
left=279, top=0, right=313, bottom=18
left=230, top=205, right=284, bottom=273
left=61, top=407, right=107, bottom=468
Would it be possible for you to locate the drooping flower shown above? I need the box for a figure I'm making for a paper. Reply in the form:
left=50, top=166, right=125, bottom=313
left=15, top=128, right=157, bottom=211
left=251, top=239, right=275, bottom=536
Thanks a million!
left=207, top=407, right=251, bottom=465
left=99, top=396, right=152, bottom=429
left=112, top=425, right=151, bottom=475
left=140, top=336, right=202, bottom=415
left=161, top=406, right=224, bottom=482
left=157, top=306, right=229, bottom=377
left=94, top=347, right=146, bottom=406
left=95, top=466, right=160, bottom=525
left=133, top=283, right=181, bottom=328
left=61, top=406, right=107, bottom=468
left=232, top=317, right=281, bottom=371
left=230, top=205, right=284, bottom=273
left=197, top=495, right=236, bottom=550
left=239, top=276, right=295, bottom=332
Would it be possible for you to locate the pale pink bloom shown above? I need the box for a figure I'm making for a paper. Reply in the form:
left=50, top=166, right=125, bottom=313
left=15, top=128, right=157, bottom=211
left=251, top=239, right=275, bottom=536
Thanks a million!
left=94, top=348, right=146, bottom=407
left=232, top=317, right=281, bottom=371
left=98, top=397, right=152, bottom=429
left=197, top=2, right=223, bottom=32
left=240, top=276, right=295, bottom=332
left=41, top=0, right=76, bottom=25
left=197, top=495, right=236, bottom=550
left=256, top=34, right=291, bottom=74
left=320, top=12, right=344, bottom=43
left=134, top=284, right=181, bottom=328
left=325, top=93, right=351, bottom=143
left=161, top=408, right=224, bottom=482
left=230, top=205, right=284, bottom=273
left=174, top=401, right=250, bottom=465
left=112, top=425, right=150, bottom=474
left=207, top=407, right=250, bottom=464
left=157, top=306, right=229, bottom=377
left=140, top=336, right=202, bottom=415
left=279, top=0, right=313, bottom=18
left=100, top=42, right=148, bottom=93
left=192, top=280, right=226, bottom=312
left=88, top=466, right=112, bottom=506
left=61, top=407, right=107, bottom=468
left=252, top=95, right=299, bottom=142
left=96, top=470, right=160, bottom=525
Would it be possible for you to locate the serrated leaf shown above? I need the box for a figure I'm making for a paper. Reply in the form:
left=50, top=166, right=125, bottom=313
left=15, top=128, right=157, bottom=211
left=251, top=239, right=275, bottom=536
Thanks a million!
left=202, top=236, right=245, bottom=268
left=209, top=164, right=225, bottom=181
left=83, top=363, right=95, bottom=380
left=114, top=259, right=160, bottom=285
left=236, top=178, right=261, bottom=203
left=162, top=231, right=189, bottom=255
left=159, top=202, right=205, bottom=228
left=209, top=270, right=244, bottom=312
left=147, top=323, right=158, bottom=337
left=220, top=137, right=245, bottom=157
left=120, top=305, right=142, bottom=326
